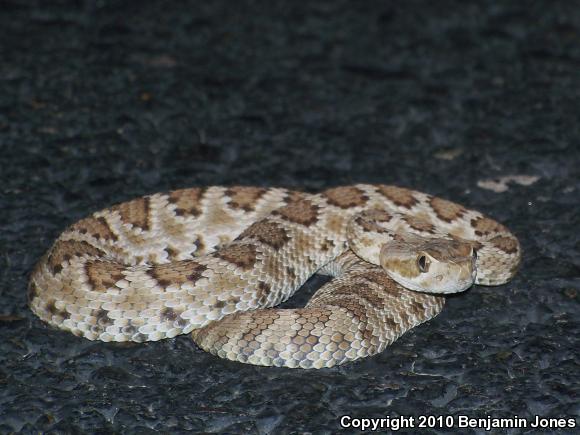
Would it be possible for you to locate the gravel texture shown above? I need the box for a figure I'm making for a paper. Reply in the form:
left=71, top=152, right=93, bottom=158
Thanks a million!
left=1, top=1, right=578, bottom=433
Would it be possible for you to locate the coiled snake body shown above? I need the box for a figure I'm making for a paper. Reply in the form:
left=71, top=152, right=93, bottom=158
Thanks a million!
left=29, top=185, right=520, bottom=368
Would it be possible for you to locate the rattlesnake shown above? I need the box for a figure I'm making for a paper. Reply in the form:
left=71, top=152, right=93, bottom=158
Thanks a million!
left=29, top=185, right=520, bottom=369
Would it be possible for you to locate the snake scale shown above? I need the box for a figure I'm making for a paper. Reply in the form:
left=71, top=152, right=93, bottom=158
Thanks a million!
left=29, top=184, right=520, bottom=368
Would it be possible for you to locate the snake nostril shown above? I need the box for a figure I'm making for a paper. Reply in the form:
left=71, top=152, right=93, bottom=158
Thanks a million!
left=436, top=275, right=443, bottom=281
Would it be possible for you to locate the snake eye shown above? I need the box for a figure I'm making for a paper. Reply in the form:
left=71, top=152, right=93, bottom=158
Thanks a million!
left=417, top=255, right=429, bottom=273
left=472, top=249, right=478, bottom=261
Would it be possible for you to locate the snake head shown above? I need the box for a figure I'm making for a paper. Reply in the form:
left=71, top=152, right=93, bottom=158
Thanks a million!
left=379, top=235, right=477, bottom=294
